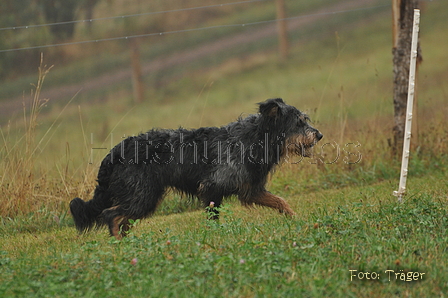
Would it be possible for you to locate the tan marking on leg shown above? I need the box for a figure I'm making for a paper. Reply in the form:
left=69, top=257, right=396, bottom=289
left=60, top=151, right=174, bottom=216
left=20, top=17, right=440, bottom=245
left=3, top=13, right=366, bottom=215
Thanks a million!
left=111, top=216, right=126, bottom=240
left=250, top=191, right=296, bottom=216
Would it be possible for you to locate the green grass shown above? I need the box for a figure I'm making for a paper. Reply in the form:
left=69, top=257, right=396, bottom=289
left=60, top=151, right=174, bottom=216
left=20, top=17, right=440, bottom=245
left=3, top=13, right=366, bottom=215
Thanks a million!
left=1, top=0, right=448, bottom=296
left=1, top=174, right=447, bottom=297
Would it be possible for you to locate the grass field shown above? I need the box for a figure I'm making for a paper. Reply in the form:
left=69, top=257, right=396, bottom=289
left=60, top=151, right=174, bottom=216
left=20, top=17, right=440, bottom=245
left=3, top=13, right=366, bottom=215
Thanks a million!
left=1, top=0, right=448, bottom=296
left=1, top=174, right=447, bottom=297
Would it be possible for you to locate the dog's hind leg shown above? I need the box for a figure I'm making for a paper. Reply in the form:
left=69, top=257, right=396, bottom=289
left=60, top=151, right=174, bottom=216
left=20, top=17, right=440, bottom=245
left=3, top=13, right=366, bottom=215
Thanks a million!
left=102, top=167, right=166, bottom=238
left=102, top=188, right=166, bottom=239
left=242, top=190, right=296, bottom=216
left=101, top=206, right=127, bottom=239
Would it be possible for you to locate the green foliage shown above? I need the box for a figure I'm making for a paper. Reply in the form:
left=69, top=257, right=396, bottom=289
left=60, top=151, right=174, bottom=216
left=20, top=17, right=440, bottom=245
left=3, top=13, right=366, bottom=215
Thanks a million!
left=1, top=178, right=447, bottom=297
left=0, top=1, right=48, bottom=77
left=37, top=0, right=79, bottom=40
left=0, top=0, right=98, bottom=77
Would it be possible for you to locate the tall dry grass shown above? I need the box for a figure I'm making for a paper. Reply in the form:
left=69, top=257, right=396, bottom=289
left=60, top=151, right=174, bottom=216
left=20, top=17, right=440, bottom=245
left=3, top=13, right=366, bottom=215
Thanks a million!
left=0, top=58, right=96, bottom=219
left=0, top=60, right=50, bottom=217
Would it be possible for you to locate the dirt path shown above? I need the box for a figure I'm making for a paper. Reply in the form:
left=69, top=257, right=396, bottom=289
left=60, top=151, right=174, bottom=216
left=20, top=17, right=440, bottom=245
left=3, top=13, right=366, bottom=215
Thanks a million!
left=0, top=0, right=381, bottom=119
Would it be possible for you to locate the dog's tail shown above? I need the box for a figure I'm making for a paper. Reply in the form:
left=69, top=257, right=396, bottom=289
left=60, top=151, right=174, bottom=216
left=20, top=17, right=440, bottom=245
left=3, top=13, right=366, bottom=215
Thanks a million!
left=70, top=192, right=110, bottom=233
left=70, top=156, right=114, bottom=233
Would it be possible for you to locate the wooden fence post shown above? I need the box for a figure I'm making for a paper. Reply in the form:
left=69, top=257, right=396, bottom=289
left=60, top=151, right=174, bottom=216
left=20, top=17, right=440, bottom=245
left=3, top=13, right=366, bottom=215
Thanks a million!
left=392, top=0, right=422, bottom=154
left=276, top=0, right=289, bottom=60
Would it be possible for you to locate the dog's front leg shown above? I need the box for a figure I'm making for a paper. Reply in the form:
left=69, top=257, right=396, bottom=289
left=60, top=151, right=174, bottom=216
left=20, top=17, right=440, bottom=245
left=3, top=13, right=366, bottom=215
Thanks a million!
left=249, top=191, right=296, bottom=216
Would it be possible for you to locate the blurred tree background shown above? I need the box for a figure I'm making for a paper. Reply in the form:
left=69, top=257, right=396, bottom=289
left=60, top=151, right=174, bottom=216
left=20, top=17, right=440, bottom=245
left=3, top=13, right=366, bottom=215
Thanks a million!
left=0, top=0, right=253, bottom=79
left=1, top=0, right=95, bottom=77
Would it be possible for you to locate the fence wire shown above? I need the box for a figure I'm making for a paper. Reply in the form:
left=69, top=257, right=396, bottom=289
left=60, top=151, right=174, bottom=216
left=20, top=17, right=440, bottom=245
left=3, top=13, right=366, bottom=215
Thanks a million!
left=0, top=3, right=390, bottom=53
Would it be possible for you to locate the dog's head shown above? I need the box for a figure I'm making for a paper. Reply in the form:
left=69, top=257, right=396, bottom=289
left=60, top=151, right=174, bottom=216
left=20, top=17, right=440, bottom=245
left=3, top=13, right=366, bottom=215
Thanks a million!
left=258, top=98, right=323, bottom=157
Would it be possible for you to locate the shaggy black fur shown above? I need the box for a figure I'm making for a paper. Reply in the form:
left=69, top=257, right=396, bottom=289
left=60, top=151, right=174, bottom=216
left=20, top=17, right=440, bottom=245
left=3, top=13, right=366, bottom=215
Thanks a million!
left=70, top=98, right=323, bottom=238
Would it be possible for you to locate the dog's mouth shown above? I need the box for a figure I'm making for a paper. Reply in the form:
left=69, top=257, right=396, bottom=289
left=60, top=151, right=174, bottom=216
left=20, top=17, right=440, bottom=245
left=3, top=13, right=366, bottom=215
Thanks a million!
left=299, top=143, right=314, bottom=157
left=287, top=142, right=315, bottom=158
left=285, top=132, right=322, bottom=158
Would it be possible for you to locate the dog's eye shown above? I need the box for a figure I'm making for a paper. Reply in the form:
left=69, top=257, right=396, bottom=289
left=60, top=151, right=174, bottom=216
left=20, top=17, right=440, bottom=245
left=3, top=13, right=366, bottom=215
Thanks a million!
left=298, top=114, right=310, bottom=124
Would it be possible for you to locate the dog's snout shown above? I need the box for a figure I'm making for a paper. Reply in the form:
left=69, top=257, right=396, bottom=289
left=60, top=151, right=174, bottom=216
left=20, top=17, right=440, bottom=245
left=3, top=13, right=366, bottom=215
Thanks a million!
left=316, top=131, right=323, bottom=141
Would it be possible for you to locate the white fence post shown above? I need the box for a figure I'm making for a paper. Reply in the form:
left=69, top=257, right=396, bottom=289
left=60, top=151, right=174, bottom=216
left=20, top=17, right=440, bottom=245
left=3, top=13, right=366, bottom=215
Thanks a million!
left=393, top=9, right=420, bottom=202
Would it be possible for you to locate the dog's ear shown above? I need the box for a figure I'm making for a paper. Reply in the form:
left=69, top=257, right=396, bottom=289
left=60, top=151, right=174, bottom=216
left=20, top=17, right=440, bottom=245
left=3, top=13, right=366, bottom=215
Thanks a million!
left=258, top=98, right=284, bottom=118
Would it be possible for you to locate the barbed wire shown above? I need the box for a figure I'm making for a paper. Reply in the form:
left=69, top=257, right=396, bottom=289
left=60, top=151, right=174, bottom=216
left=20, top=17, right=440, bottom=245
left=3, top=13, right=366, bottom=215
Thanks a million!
left=0, top=0, right=268, bottom=32
left=0, top=3, right=390, bottom=54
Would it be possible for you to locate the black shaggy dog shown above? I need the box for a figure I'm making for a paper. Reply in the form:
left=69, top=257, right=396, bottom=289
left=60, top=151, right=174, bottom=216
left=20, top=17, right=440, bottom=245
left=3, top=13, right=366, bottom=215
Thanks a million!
left=70, top=98, right=323, bottom=238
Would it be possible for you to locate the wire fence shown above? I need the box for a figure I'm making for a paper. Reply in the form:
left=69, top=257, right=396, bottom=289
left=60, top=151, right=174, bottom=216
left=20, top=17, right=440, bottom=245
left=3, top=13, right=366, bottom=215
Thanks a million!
left=0, top=0, right=268, bottom=32
left=0, top=2, right=390, bottom=54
